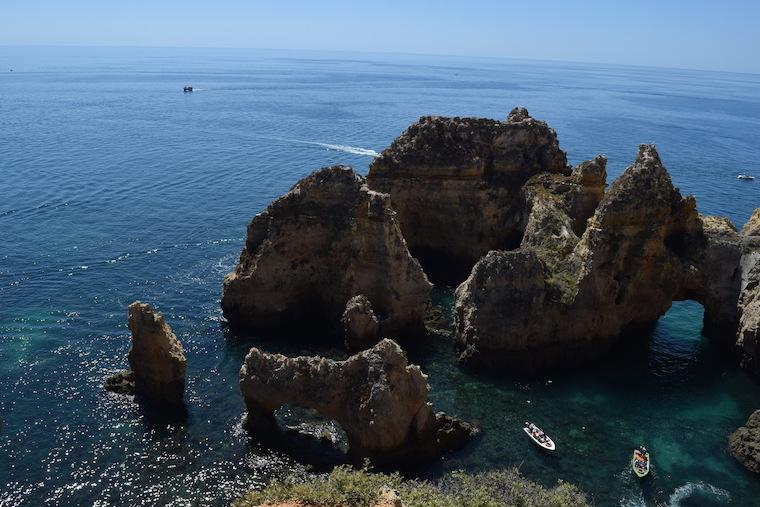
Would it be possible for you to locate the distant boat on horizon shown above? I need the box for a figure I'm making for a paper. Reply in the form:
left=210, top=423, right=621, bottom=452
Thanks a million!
left=183, top=85, right=193, bottom=92
left=737, top=174, right=755, bottom=181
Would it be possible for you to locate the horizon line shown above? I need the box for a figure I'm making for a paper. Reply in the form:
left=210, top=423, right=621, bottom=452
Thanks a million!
left=3, top=43, right=760, bottom=78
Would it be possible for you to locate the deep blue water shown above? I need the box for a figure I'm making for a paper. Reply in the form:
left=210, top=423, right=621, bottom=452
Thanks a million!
left=1, top=46, right=760, bottom=506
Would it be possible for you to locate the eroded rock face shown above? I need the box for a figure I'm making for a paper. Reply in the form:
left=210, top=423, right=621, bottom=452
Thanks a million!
left=366, top=108, right=570, bottom=269
left=127, top=301, right=186, bottom=406
left=341, top=295, right=380, bottom=350
left=239, top=339, right=477, bottom=461
left=737, top=262, right=760, bottom=376
left=454, top=145, right=743, bottom=370
left=741, top=208, right=760, bottom=289
left=729, top=410, right=760, bottom=473
left=222, top=166, right=431, bottom=343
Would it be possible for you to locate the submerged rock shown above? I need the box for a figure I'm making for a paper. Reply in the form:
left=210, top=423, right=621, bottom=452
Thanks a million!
left=222, top=166, right=431, bottom=345
left=239, top=339, right=477, bottom=461
left=454, top=145, right=743, bottom=370
left=366, top=108, right=570, bottom=269
left=104, top=370, right=135, bottom=395
left=729, top=410, right=760, bottom=473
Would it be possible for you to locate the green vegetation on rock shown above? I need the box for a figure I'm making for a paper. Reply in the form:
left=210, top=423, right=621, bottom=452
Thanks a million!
left=233, top=465, right=589, bottom=507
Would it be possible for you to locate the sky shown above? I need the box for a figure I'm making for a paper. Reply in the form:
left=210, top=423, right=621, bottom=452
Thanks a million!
left=3, top=0, right=760, bottom=73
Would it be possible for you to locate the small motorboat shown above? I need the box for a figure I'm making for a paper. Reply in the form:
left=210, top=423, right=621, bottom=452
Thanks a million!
left=523, top=422, right=556, bottom=451
left=632, top=447, right=650, bottom=478
left=183, top=85, right=193, bottom=92
left=737, top=174, right=755, bottom=180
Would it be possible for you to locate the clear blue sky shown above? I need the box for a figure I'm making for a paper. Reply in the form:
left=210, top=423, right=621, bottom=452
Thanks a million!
left=4, top=0, right=760, bottom=73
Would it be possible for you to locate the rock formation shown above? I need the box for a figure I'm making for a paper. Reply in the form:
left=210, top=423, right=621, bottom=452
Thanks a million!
left=741, top=208, right=760, bottom=288
left=737, top=262, right=760, bottom=376
left=105, top=301, right=186, bottom=407
left=454, top=145, right=743, bottom=370
left=729, top=410, right=760, bottom=473
left=222, top=166, right=431, bottom=345
left=341, top=295, right=380, bottom=350
left=366, top=108, right=570, bottom=270
left=239, top=339, right=477, bottom=461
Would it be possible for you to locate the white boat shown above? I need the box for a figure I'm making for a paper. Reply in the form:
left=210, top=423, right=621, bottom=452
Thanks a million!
left=523, top=422, right=556, bottom=451
left=737, top=174, right=755, bottom=180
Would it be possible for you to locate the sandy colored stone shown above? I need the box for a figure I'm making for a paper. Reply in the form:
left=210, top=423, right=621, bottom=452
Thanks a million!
left=454, top=145, right=743, bottom=370
left=239, top=339, right=477, bottom=461
left=126, top=301, right=186, bottom=406
left=367, top=108, right=570, bottom=266
left=222, top=166, right=431, bottom=344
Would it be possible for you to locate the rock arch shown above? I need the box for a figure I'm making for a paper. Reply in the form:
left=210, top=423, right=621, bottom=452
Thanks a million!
left=454, top=145, right=743, bottom=370
left=239, top=339, right=477, bottom=461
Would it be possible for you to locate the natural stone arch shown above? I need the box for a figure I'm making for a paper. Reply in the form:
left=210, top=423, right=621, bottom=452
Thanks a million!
left=239, top=339, right=477, bottom=462
left=453, top=145, right=744, bottom=371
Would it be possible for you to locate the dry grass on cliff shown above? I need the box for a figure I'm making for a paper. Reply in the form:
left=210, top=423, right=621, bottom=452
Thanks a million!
left=233, top=465, right=589, bottom=507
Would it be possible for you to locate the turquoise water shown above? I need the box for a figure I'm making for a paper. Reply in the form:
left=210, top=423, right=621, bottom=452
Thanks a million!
left=1, top=46, right=760, bottom=506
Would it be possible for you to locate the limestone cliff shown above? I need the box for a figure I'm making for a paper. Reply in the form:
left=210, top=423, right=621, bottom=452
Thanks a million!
left=454, top=145, right=743, bottom=370
left=222, top=166, right=431, bottom=344
left=239, top=339, right=477, bottom=461
left=366, top=108, right=570, bottom=269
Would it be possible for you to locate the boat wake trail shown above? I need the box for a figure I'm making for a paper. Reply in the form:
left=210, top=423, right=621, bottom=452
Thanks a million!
left=667, top=482, right=730, bottom=506
left=307, top=142, right=379, bottom=157
left=273, top=138, right=379, bottom=157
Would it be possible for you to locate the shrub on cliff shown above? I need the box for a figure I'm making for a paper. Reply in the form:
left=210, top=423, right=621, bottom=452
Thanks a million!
left=233, top=465, right=589, bottom=507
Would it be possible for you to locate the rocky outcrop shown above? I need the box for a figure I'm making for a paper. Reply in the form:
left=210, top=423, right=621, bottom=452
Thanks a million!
left=341, top=295, right=380, bottom=350
left=222, top=166, right=431, bottom=345
left=729, top=410, right=760, bottom=473
left=105, top=302, right=186, bottom=407
left=239, top=339, right=477, bottom=461
left=127, top=302, right=186, bottom=406
left=741, top=208, right=760, bottom=288
left=366, top=108, right=570, bottom=269
left=737, top=262, right=760, bottom=376
left=454, top=145, right=743, bottom=370
left=104, top=370, right=135, bottom=395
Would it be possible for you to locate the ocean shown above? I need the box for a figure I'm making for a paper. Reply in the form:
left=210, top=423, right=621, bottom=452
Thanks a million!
left=1, top=46, right=759, bottom=506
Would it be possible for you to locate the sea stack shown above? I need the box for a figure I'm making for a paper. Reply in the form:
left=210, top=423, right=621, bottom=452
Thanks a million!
left=105, top=301, right=186, bottom=407
left=239, top=339, right=478, bottom=461
left=366, top=108, right=570, bottom=272
left=221, top=166, right=431, bottom=345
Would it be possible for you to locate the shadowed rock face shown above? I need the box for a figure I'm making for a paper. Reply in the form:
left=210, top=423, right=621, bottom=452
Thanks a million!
left=738, top=262, right=760, bottom=376
left=221, top=166, right=431, bottom=344
left=729, top=410, right=760, bottom=473
left=126, top=301, right=186, bottom=406
left=454, top=145, right=743, bottom=371
left=239, top=339, right=477, bottom=461
left=366, top=109, right=570, bottom=270
left=741, top=208, right=760, bottom=288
